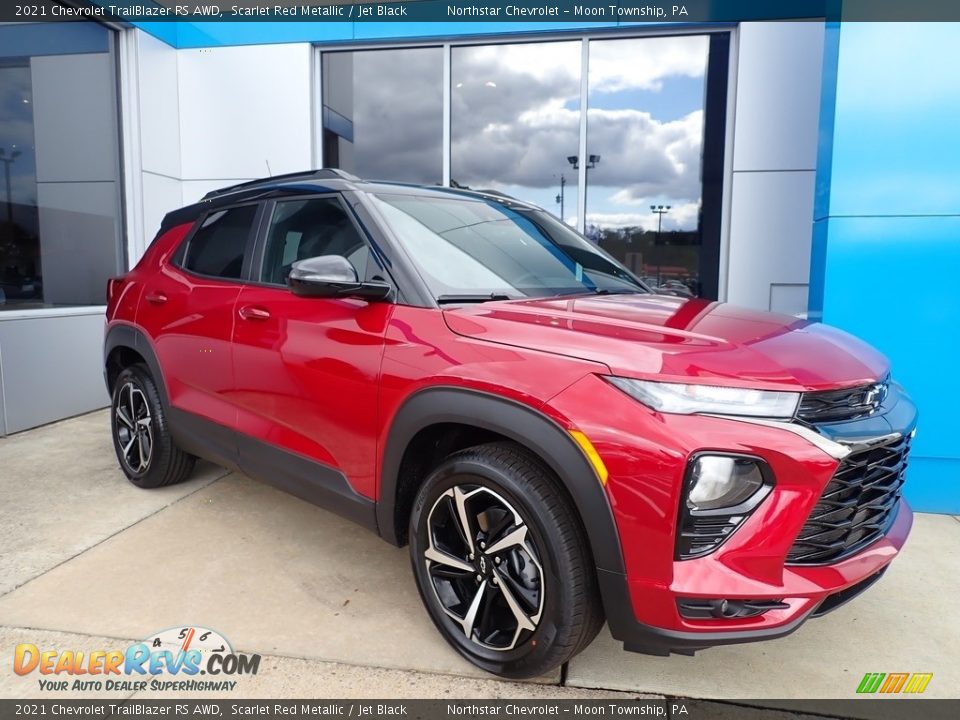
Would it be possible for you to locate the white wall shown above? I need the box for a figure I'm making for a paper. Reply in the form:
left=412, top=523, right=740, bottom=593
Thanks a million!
left=725, top=22, right=825, bottom=315
left=136, top=30, right=183, bottom=259
left=177, top=43, right=313, bottom=205
left=121, top=30, right=182, bottom=262
left=124, top=33, right=314, bottom=261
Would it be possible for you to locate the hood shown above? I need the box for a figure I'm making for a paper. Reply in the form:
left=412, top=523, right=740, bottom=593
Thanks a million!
left=443, top=294, right=889, bottom=392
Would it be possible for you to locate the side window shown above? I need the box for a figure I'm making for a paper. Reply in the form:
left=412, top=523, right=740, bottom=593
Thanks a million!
left=260, top=198, right=370, bottom=285
left=181, top=205, right=258, bottom=279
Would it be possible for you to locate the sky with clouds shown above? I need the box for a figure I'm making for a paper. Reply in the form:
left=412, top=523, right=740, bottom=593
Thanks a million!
left=339, top=35, right=708, bottom=233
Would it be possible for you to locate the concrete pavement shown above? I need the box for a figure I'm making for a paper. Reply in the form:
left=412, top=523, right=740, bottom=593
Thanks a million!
left=1, top=410, right=957, bottom=710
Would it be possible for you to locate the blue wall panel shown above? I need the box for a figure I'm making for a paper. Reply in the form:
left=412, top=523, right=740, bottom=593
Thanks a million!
left=134, top=19, right=653, bottom=48
left=134, top=21, right=179, bottom=47
left=173, top=21, right=354, bottom=48
left=827, top=23, right=960, bottom=217
left=812, top=22, right=960, bottom=513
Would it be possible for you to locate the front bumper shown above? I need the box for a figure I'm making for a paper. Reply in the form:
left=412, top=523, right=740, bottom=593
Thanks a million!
left=600, top=499, right=911, bottom=656
left=548, top=375, right=917, bottom=656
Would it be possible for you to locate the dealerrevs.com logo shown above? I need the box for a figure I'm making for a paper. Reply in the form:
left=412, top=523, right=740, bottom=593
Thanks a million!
left=13, top=626, right=260, bottom=692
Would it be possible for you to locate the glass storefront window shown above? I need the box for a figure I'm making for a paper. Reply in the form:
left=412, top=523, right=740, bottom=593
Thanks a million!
left=318, top=33, right=726, bottom=298
left=0, top=22, right=123, bottom=309
left=451, top=41, right=581, bottom=226
left=585, top=36, right=709, bottom=297
left=0, top=63, right=39, bottom=306
left=322, top=47, right=444, bottom=185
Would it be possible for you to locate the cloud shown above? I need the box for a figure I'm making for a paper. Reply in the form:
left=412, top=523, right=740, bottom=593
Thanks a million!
left=585, top=201, right=701, bottom=232
left=588, top=35, right=709, bottom=92
left=345, top=47, right=446, bottom=185
left=326, top=36, right=708, bottom=229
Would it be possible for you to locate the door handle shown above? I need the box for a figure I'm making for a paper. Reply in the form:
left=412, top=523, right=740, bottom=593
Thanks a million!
left=238, top=305, right=271, bottom=321
left=145, top=292, right=167, bottom=305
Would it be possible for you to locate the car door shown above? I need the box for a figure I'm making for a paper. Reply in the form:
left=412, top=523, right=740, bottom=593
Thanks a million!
left=231, top=194, right=393, bottom=503
left=138, top=202, right=260, bottom=447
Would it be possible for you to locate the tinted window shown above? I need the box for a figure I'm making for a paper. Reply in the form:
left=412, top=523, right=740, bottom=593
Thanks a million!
left=260, top=198, right=369, bottom=285
left=321, top=47, right=443, bottom=184
left=0, top=22, right=122, bottom=309
left=371, top=193, right=646, bottom=299
left=182, top=205, right=257, bottom=279
left=586, top=36, right=709, bottom=296
left=451, top=41, right=581, bottom=226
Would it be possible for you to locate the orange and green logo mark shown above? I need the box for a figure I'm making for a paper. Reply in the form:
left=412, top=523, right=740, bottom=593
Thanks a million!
left=856, top=672, right=933, bottom=694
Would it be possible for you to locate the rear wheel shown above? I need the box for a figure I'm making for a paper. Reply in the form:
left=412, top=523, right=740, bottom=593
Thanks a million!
left=409, top=442, right=603, bottom=678
left=111, top=365, right=195, bottom=489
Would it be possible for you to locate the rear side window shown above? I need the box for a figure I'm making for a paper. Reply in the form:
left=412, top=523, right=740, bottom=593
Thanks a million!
left=181, top=205, right=258, bottom=279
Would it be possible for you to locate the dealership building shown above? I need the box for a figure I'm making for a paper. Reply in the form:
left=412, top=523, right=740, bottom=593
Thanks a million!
left=0, top=6, right=956, bottom=512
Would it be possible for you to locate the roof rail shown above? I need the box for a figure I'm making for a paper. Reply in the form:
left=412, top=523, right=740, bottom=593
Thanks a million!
left=475, top=188, right=518, bottom=200
left=201, top=168, right=360, bottom=200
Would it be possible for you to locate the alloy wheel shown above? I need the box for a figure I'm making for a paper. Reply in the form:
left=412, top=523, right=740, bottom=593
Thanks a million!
left=114, top=381, right=153, bottom=474
left=424, top=484, right=545, bottom=651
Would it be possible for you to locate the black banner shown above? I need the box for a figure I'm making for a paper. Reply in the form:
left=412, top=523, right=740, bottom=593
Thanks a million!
left=6, top=0, right=960, bottom=24
left=2, top=700, right=960, bottom=720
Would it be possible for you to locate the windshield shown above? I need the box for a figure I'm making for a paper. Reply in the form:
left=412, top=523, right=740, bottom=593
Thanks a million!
left=371, top=193, right=649, bottom=300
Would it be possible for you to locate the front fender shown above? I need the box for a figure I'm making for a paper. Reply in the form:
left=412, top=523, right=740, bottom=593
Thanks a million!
left=376, top=386, right=626, bottom=575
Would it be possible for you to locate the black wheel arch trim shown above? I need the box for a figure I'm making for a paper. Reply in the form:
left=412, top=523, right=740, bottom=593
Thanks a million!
left=104, top=324, right=170, bottom=410
left=377, top=386, right=626, bottom=577
left=105, top=324, right=223, bottom=469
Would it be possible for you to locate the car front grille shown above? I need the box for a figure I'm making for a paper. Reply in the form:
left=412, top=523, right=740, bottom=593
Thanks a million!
left=786, top=434, right=910, bottom=565
left=797, top=380, right=888, bottom=423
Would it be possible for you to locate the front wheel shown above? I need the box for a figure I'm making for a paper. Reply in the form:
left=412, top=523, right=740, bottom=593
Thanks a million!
left=409, top=442, right=603, bottom=678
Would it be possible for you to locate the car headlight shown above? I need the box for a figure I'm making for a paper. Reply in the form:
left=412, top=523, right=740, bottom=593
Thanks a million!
left=606, top=377, right=800, bottom=419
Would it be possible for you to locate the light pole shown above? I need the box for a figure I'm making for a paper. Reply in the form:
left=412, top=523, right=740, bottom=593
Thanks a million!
left=555, top=174, right=566, bottom=222
left=0, top=148, right=21, bottom=225
left=568, top=155, right=600, bottom=234
left=651, top=204, right=671, bottom=285
left=567, top=154, right=600, bottom=171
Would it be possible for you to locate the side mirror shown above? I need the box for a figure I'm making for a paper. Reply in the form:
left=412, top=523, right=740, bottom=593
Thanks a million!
left=288, top=255, right=391, bottom=301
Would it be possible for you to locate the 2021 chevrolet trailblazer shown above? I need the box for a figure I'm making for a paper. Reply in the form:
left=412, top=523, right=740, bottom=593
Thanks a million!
left=104, top=170, right=916, bottom=678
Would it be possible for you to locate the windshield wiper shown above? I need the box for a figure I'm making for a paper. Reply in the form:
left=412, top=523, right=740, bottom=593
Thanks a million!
left=437, top=293, right=516, bottom=304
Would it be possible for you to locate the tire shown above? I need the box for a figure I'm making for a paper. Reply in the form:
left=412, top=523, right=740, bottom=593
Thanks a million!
left=110, top=364, right=195, bottom=489
left=409, top=442, right=604, bottom=679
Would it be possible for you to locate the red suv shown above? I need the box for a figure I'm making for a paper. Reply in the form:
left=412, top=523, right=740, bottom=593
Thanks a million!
left=104, top=170, right=916, bottom=678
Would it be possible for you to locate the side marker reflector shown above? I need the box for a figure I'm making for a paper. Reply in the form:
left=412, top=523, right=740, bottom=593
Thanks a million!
left=569, top=430, right=609, bottom=486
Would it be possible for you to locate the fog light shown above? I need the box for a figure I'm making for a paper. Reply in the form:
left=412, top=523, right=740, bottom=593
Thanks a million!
left=676, top=454, right=773, bottom=559
left=677, top=597, right=790, bottom=619
left=687, top=456, right=764, bottom=511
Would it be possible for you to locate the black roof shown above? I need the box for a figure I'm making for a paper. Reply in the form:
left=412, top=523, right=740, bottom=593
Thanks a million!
left=159, top=169, right=537, bottom=234
left=198, top=168, right=361, bottom=200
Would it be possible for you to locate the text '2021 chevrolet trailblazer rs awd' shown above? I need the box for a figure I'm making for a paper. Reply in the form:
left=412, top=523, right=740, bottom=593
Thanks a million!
left=104, top=170, right=916, bottom=678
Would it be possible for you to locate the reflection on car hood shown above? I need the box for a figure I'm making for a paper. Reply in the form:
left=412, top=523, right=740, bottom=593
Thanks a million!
left=443, top=294, right=889, bottom=391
